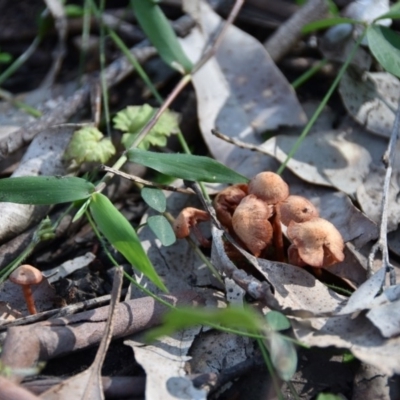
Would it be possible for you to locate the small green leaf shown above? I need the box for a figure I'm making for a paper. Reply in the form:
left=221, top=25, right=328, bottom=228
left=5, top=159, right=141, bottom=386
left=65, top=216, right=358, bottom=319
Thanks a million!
left=90, top=193, right=167, bottom=292
left=302, top=17, right=358, bottom=34
left=0, top=176, right=95, bottom=204
left=141, top=188, right=166, bottom=212
left=147, top=306, right=265, bottom=342
left=113, top=104, right=179, bottom=150
left=130, top=0, right=193, bottom=73
left=367, top=25, right=400, bottom=78
left=128, top=149, right=249, bottom=184
left=265, top=311, right=291, bottom=331
left=316, top=394, right=345, bottom=400
left=0, top=52, right=12, bottom=64
left=147, top=215, right=176, bottom=246
left=266, top=332, right=297, bottom=381
left=64, top=126, right=116, bottom=164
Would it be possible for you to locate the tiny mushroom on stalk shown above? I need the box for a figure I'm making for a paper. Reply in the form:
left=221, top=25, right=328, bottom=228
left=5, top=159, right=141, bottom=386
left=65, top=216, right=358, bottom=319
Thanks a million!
left=232, top=194, right=274, bottom=257
left=9, top=264, right=43, bottom=315
left=287, top=217, right=345, bottom=268
left=172, top=207, right=211, bottom=247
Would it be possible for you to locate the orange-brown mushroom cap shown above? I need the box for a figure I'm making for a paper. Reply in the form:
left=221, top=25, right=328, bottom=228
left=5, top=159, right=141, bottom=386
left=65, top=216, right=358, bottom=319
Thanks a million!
left=232, top=194, right=274, bottom=257
left=9, top=265, right=43, bottom=286
left=172, top=207, right=210, bottom=246
left=279, top=195, right=319, bottom=226
left=287, top=217, right=345, bottom=267
left=214, top=184, right=248, bottom=229
left=248, top=172, right=289, bottom=204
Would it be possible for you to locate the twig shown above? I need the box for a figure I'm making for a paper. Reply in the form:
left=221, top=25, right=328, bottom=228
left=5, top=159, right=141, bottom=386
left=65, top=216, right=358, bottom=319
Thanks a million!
left=100, top=165, right=194, bottom=194
left=264, top=0, right=329, bottom=62
left=212, top=128, right=266, bottom=152
left=367, top=95, right=400, bottom=284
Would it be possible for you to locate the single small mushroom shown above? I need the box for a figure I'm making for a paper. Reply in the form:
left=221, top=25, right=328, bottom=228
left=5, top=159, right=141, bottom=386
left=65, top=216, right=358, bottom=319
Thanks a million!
left=172, top=207, right=211, bottom=247
left=232, top=194, right=274, bottom=257
left=214, top=183, right=248, bottom=231
left=248, top=171, right=290, bottom=261
left=248, top=171, right=289, bottom=204
left=287, top=217, right=345, bottom=267
left=279, top=195, right=319, bottom=226
left=9, top=264, right=43, bottom=315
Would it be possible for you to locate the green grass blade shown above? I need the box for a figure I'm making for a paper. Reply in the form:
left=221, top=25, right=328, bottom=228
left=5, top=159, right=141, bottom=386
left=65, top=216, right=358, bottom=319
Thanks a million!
left=146, top=306, right=265, bottom=342
left=302, top=17, right=358, bottom=34
left=0, top=176, right=95, bottom=204
left=89, top=193, right=167, bottom=292
left=127, top=149, right=249, bottom=184
left=130, top=0, right=193, bottom=73
left=367, top=25, right=400, bottom=78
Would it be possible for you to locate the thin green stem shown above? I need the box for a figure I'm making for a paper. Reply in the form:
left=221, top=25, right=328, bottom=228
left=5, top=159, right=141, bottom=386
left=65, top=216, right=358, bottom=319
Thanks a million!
left=77, top=0, right=92, bottom=85
left=277, top=33, right=365, bottom=175
left=108, top=29, right=163, bottom=104
left=0, top=36, right=42, bottom=86
left=257, top=338, right=284, bottom=400
left=291, top=58, right=328, bottom=89
left=98, top=0, right=111, bottom=136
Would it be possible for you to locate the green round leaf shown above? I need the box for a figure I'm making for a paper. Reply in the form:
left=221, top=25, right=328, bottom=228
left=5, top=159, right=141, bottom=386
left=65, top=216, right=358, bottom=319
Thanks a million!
left=147, top=215, right=176, bottom=246
left=267, top=332, right=297, bottom=381
left=265, top=311, right=291, bottom=331
left=367, top=25, right=400, bottom=78
left=141, top=188, right=166, bottom=212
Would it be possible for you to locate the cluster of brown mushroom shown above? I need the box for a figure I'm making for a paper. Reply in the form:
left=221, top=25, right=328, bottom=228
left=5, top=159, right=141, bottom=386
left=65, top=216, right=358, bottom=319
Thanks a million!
left=173, top=171, right=345, bottom=269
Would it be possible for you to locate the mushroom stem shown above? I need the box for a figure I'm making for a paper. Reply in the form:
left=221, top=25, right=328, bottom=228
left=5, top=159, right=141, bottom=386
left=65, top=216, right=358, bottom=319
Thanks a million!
left=271, top=207, right=285, bottom=262
left=21, top=285, right=37, bottom=315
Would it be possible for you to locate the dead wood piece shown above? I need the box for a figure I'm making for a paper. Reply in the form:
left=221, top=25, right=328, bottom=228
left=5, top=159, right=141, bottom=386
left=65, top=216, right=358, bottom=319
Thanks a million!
left=264, top=0, right=329, bottom=62
left=0, top=376, right=40, bottom=400
left=23, top=376, right=146, bottom=398
left=1, top=291, right=203, bottom=383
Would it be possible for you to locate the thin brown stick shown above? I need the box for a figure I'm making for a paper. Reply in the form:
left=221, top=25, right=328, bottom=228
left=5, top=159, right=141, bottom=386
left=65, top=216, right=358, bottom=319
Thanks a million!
left=100, top=165, right=194, bottom=194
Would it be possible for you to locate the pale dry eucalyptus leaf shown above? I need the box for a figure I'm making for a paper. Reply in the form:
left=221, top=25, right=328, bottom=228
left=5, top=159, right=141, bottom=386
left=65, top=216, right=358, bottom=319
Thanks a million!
left=357, top=167, right=400, bottom=232
left=290, top=312, right=400, bottom=376
left=179, top=0, right=306, bottom=168
left=339, top=71, right=400, bottom=138
left=366, top=297, right=400, bottom=338
left=189, top=329, right=254, bottom=376
left=338, top=266, right=386, bottom=316
left=260, top=107, right=388, bottom=198
left=125, top=329, right=206, bottom=400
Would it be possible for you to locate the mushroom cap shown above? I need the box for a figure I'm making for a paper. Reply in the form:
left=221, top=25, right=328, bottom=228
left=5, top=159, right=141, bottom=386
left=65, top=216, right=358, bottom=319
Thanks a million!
left=248, top=172, right=289, bottom=204
left=9, top=265, right=43, bottom=286
left=214, top=184, right=248, bottom=229
left=287, top=217, right=344, bottom=267
left=279, top=195, right=319, bottom=226
left=173, top=207, right=210, bottom=239
left=232, top=194, right=273, bottom=257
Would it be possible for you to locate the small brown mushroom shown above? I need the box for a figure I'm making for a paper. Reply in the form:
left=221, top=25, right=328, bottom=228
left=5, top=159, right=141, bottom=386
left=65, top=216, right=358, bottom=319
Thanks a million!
left=9, top=265, right=43, bottom=315
left=248, top=171, right=289, bottom=204
left=279, top=195, right=319, bottom=226
left=232, top=194, right=274, bottom=257
left=214, top=184, right=248, bottom=230
left=287, top=217, right=345, bottom=267
left=172, top=207, right=211, bottom=247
